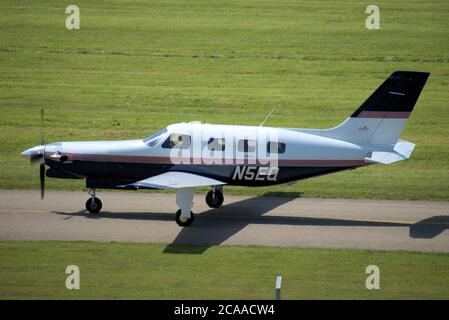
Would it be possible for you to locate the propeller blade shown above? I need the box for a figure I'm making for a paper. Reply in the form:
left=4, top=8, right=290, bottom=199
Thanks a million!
left=40, top=108, right=46, bottom=199
left=40, top=108, right=45, bottom=146
left=40, top=163, right=45, bottom=199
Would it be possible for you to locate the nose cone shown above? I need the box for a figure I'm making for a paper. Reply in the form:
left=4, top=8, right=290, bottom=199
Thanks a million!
left=21, top=145, right=45, bottom=161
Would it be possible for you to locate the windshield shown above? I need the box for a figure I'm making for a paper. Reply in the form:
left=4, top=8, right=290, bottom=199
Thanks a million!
left=143, top=128, right=167, bottom=146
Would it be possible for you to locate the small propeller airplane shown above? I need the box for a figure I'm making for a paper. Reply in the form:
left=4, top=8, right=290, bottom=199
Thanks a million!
left=21, top=71, right=429, bottom=226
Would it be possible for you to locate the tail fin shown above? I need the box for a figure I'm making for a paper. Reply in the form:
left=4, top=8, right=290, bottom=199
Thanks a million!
left=351, top=71, right=430, bottom=119
left=320, top=71, right=430, bottom=146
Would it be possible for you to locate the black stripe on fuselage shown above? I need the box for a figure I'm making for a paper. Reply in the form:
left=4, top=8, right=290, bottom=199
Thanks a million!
left=46, top=159, right=363, bottom=189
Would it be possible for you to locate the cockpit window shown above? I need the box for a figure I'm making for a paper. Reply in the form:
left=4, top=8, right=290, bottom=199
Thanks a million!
left=143, top=128, right=167, bottom=147
left=162, top=134, right=191, bottom=149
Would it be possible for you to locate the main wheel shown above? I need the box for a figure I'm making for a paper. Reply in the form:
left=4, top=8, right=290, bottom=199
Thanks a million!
left=175, top=209, right=194, bottom=227
left=85, top=197, right=102, bottom=214
left=206, top=190, right=224, bottom=208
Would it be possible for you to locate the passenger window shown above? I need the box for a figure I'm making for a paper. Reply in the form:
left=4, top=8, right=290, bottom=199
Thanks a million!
left=207, top=138, right=225, bottom=151
left=238, top=139, right=256, bottom=153
left=162, top=134, right=191, bottom=149
left=267, top=141, right=286, bottom=154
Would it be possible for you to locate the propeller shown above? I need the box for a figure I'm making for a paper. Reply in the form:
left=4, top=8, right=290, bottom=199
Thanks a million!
left=21, top=108, right=47, bottom=199
left=39, top=108, right=46, bottom=199
left=40, top=160, right=45, bottom=199
left=40, top=108, right=44, bottom=146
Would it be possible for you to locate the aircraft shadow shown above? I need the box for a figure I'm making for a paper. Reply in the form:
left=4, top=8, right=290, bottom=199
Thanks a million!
left=163, top=194, right=301, bottom=254
left=409, top=216, right=449, bottom=239
left=52, top=195, right=449, bottom=254
left=165, top=213, right=448, bottom=254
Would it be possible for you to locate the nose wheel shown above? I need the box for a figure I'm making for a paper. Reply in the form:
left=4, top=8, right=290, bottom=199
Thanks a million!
left=86, top=189, right=102, bottom=213
left=206, top=189, right=224, bottom=208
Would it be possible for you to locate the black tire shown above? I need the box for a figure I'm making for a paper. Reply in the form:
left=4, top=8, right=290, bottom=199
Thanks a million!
left=85, top=197, right=102, bottom=214
left=206, top=190, right=224, bottom=208
left=175, top=209, right=194, bottom=227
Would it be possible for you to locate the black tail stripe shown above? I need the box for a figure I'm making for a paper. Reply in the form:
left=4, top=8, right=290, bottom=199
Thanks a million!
left=351, top=71, right=430, bottom=118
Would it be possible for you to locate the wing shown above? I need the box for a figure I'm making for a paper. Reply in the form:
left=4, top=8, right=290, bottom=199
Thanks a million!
left=122, top=171, right=226, bottom=190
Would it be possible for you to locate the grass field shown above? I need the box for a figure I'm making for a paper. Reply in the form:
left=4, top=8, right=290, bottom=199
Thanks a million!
left=0, top=241, right=448, bottom=299
left=1, top=0, right=448, bottom=200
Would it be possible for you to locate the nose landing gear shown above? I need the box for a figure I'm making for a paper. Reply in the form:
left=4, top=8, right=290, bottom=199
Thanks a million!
left=86, top=189, right=102, bottom=214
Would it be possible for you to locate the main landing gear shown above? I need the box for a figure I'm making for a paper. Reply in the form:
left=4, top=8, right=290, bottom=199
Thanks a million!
left=86, top=189, right=102, bottom=214
left=175, top=188, right=195, bottom=227
left=83, top=186, right=223, bottom=226
left=175, top=209, right=194, bottom=227
left=205, top=186, right=224, bottom=208
left=176, top=186, right=224, bottom=227
left=174, top=186, right=224, bottom=227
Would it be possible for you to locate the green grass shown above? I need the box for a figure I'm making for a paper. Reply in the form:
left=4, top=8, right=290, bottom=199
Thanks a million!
left=1, top=0, right=448, bottom=200
left=0, top=241, right=448, bottom=299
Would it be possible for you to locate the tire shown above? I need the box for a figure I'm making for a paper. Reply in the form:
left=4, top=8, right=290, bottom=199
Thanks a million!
left=85, top=197, right=102, bottom=214
left=205, top=190, right=224, bottom=208
left=175, top=209, right=194, bottom=227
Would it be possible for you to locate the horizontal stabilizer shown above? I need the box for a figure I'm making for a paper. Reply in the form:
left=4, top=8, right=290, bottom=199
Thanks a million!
left=121, top=171, right=226, bottom=190
left=365, top=140, right=415, bottom=164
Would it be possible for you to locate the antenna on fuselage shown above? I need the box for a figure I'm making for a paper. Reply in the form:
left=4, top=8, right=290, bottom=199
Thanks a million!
left=259, top=107, right=276, bottom=127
